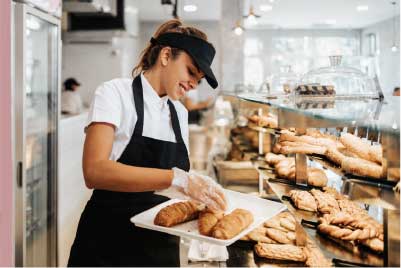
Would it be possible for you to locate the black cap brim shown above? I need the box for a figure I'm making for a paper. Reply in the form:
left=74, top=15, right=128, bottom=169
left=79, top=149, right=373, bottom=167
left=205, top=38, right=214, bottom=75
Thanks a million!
left=151, top=33, right=218, bottom=89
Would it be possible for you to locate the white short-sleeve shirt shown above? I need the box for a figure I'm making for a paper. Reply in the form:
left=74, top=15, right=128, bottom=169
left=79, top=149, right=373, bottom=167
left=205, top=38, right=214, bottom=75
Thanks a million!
left=86, top=73, right=189, bottom=161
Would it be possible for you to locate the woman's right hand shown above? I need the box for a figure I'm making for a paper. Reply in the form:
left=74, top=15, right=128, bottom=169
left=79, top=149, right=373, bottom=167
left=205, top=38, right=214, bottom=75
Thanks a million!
left=172, top=168, right=227, bottom=211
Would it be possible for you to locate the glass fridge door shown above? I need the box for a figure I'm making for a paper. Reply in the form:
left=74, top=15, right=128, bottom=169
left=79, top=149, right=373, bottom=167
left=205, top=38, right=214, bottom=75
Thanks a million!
left=21, top=7, right=59, bottom=267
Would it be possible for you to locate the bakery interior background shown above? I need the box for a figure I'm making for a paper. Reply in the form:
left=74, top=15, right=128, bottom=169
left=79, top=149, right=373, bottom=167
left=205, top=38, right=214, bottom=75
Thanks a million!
left=1, top=0, right=400, bottom=267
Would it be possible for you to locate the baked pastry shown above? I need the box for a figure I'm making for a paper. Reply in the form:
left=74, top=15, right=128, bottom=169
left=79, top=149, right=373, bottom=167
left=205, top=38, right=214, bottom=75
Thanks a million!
left=278, top=141, right=327, bottom=155
left=265, top=152, right=286, bottom=165
left=264, top=216, right=290, bottom=232
left=304, top=244, right=333, bottom=267
left=307, top=168, right=328, bottom=187
left=247, top=226, right=277, bottom=243
left=154, top=201, right=204, bottom=227
left=325, top=145, right=346, bottom=166
left=310, top=189, right=339, bottom=214
left=211, top=209, right=253, bottom=239
left=289, top=190, right=318, bottom=212
left=340, top=133, right=383, bottom=164
left=361, top=238, right=384, bottom=252
left=198, top=209, right=224, bottom=236
left=341, top=156, right=384, bottom=179
left=280, top=217, right=296, bottom=232
left=254, top=243, right=307, bottom=262
left=266, top=228, right=293, bottom=244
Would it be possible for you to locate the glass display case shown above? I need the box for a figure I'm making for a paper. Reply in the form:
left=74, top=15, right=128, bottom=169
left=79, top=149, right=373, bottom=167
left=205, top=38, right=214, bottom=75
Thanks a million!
left=298, top=55, right=381, bottom=98
left=14, top=2, right=60, bottom=266
left=260, top=65, right=299, bottom=96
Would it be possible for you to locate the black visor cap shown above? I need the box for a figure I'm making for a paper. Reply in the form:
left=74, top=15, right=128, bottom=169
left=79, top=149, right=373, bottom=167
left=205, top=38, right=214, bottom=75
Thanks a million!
left=151, top=32, right=218, bottom=89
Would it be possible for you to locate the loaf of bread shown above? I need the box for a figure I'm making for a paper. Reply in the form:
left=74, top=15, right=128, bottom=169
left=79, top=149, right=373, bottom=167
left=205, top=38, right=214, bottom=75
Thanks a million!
left=279, top=141, right=327, bottom=155
left=198, top=209, right=224, bottom=236
left=154, top=201, right=204, bottom=227
left=254, top=243, right=307, bottom=262
left=211, top=209, right=253, bottom=239
left=340, top=133, right=383, bottom=164
left=341, top=156, right=384, bottom=179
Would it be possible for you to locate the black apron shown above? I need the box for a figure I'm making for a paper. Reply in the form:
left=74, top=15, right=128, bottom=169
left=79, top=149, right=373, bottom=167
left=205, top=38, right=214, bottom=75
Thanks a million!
left=68, top=75, right=190, bottom=267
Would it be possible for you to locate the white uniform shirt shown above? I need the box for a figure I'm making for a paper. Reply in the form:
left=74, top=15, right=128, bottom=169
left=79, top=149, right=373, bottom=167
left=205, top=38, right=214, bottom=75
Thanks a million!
left=61, top=90, right=84, bottom=114
left=86, top=73, right=189, bottom=161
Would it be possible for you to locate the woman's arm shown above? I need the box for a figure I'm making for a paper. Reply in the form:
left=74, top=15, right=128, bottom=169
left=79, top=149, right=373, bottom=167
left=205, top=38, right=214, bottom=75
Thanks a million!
left=82, top=122, right=174, bottom=192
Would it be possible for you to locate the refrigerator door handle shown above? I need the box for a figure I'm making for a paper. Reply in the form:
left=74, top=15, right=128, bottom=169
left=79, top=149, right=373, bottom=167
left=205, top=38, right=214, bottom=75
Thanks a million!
left=17, top=161, right=23, bottom=188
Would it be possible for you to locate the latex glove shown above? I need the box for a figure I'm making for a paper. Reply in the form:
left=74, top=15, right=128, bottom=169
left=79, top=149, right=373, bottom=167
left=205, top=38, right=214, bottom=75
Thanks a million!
left=172, top=168, right=227, bottom=211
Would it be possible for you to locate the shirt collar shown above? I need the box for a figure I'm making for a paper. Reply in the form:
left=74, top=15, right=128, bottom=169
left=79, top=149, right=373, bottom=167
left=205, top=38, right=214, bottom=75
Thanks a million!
left=140, top=72, right=169, bottom=106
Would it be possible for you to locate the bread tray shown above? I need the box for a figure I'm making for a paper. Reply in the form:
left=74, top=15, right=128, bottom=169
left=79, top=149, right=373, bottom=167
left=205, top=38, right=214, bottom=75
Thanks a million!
left=130, top=189, right=286, bottom=246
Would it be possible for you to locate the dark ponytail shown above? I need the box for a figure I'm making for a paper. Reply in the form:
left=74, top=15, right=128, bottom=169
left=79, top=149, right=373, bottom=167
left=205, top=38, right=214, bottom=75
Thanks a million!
left=132, top=19, right=209, bottom=76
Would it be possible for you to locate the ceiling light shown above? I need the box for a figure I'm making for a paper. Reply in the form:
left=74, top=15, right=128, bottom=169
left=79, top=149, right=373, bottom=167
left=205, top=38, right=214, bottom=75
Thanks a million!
left=269, top=0, right=274, bottom=2
left=233, top=20, right=244, bottom=36
left=391, top=45, right=398, bottom=52
left=183, top=4, right=197, bottom=12
left=356, top=5, right=369, bottom=11
left=260, top=4, right=273, bottom=12
left=325, top=19, right=337, bottom=25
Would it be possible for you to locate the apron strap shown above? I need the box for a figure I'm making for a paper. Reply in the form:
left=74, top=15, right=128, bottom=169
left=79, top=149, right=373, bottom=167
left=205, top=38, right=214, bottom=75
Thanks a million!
left=132, top=76, right=144, bottom=137
left=132, top=75, right=184, bottom=144
left=167, top=100, right=184, bottom=143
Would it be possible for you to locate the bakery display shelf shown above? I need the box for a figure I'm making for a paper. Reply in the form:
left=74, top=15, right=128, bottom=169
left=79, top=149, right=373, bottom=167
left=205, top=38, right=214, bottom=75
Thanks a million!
left=258, top=169, right=385, bottom=267
left=237, top=94, right=399, bottom=134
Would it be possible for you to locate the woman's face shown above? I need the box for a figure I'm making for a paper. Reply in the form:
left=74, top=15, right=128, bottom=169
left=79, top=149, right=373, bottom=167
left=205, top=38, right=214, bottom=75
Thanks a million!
left=160, top=50, right=204, bottom=100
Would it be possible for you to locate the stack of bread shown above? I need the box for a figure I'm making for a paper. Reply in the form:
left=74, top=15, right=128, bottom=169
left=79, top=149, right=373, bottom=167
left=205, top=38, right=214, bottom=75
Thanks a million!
left=241, top=211, right=331, bottom=267
left=272, top=130, right=391, bottom=180
left=265, top=152, right=328, bottom=187
left=154, top=201, right=253, bottom=240
left=288, top=187, right=384, bottom=253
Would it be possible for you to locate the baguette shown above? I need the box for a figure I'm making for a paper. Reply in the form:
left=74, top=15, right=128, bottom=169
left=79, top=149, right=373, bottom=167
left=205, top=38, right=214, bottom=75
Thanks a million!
left=154, top=201, right=204, bottom=227
left=198, top=209, right=224, bottom=236
left=211, top=209, right=253, bottom=239
left=341, top=156, right=384, bottom=179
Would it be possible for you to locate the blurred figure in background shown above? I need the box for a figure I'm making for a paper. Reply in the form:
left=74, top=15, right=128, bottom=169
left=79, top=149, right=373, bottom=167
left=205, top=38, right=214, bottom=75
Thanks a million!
left=182, top=86, right=213, bottom=124
left=393, top=87, right=400, bottom=96
left=61, top=77, right=84, bottom=115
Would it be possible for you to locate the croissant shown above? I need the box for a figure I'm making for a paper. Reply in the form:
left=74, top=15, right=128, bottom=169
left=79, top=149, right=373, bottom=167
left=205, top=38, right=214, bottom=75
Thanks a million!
left=198, top=209, right=224, bottom=236
left=154, top=201, right=204, bottom=227
left=211, top=209, right=253, bottom=239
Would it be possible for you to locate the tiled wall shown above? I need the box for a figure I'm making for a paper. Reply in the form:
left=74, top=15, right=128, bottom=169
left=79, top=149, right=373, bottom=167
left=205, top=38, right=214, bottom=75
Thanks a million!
left=0, top=1, right=13, bottom=266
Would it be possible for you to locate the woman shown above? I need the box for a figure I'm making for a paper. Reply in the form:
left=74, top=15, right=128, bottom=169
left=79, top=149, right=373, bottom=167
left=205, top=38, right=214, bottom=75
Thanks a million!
left=68, top=19, right=226, bottom=267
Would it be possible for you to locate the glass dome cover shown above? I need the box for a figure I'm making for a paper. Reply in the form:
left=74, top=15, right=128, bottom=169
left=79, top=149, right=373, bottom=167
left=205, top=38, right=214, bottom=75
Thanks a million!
left=299, top=56, right=379, bottom=98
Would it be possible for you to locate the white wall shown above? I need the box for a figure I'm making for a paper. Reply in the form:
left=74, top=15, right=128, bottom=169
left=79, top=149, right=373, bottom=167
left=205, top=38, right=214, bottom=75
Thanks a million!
left=62, top=36, right=138, bottom=105
left=361, top=16, right=400, bottom=97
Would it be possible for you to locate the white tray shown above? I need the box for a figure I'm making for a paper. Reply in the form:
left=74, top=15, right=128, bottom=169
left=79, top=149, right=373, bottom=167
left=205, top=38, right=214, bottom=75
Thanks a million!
left=130, top=189, right=286, bottom=246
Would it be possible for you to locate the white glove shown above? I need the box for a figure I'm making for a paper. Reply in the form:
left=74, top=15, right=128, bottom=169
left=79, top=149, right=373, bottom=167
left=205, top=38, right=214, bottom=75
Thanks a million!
left=172, top=167, right=227, bottom=211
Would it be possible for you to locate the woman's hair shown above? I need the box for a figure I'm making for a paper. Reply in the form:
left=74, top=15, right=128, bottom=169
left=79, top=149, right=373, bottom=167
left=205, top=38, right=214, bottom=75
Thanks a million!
left=132, top=19, right=209, bottom=76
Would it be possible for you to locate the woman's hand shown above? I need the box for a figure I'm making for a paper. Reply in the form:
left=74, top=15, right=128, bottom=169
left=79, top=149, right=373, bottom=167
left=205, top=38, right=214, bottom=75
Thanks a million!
left=172, top=168, right=227, bottom=211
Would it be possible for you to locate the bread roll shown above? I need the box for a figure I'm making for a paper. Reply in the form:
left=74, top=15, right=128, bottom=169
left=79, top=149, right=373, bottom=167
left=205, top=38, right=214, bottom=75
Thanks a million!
left=211, top=209, right=253, bottom=239
left=154, top=201, right=203, bottom=227
left=198, top=209, right=224, bottom=236
left=265, top=152, right=286, bottom=165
